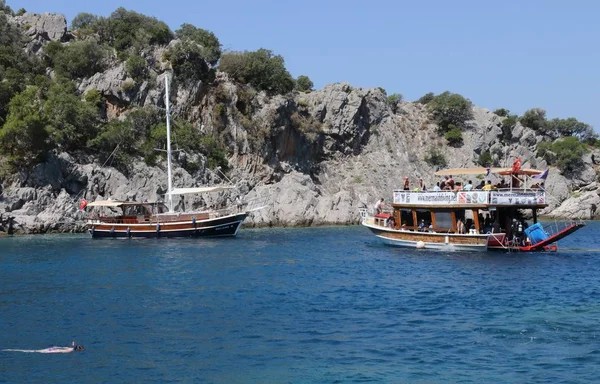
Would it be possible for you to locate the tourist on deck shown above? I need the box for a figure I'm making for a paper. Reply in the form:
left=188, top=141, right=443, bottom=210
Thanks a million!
left=418, top=178, right=427, bottom=191
left=447, top=175, right=455, bottom=190
left=482, top=180, right=494, bottom=191
left=433, top=182, right=441, bottom=192
left=474, top=180, right=485, bottom=190
left=403, top=177, right=410, bottom=191
left=453, top=182, right=463, bottom=192
left=464, top=180, right=473, bottom=191
left=499, top=179, right=508, bottom=189
left=387, top=215, right=396, bottom=228
left=440, top=177, right=447, bottom=190
left=457, top=219, right=466, bottom=234
left=374, top=198, right=384, bottom=214
left=511, top=174, right=523, bottom=189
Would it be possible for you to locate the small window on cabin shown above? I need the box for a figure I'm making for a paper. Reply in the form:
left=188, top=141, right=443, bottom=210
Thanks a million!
left=434, top=211, right=453, bottom=229
left=401, top=209, right=414, bottom=227
left=415, top=209, right=432, bottom=226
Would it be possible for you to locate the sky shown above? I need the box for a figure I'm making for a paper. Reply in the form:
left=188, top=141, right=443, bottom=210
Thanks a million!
left=8, top=0, right=600, bottom=129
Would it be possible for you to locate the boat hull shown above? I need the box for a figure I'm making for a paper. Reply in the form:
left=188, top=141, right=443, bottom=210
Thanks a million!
left=87, top=213, right=248, bottom=239
left=363, top=222, right=489, bottom=252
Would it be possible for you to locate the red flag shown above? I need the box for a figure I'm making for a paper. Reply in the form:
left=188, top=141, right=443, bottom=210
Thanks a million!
left=79, top=199, right=88, bottom=210
left=512, top=157, right=521, bottom=173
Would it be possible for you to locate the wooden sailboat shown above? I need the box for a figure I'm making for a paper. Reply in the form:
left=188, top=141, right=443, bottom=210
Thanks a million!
left=85, top=76, right=249, bottom=238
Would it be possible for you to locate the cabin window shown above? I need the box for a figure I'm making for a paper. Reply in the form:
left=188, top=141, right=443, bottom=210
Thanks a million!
left=434, top=211, right=453, bottom=229
left=401, top=209, right=414, bottom=227
left=415, top=209, right=432, bottom=227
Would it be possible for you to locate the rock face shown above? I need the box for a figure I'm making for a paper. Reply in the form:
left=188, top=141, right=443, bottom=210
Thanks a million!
left=0, top=12, right=598, bottom=235
left=9, top=12, right=72, bottom=53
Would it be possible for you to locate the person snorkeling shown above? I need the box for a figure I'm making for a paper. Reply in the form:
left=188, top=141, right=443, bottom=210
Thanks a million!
left=3, top=341, right=84, bottom=353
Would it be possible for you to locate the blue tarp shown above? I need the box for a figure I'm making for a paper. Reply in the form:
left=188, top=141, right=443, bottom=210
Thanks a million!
left=524, top=222, right=549, bottom=244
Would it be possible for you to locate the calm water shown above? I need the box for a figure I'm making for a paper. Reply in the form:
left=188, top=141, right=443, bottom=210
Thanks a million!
left=1, top=223, right=600, bottom=383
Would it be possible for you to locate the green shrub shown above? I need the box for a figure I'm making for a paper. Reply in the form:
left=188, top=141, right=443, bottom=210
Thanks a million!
left=164, top=39, right=214, bottom=83
left=477, top=151, right=493, bottom=167
left=219, top=48, right=294, bottom=95
left=546, top=117, right=594, bottom=141
left=0, top=86, right=50, bottom=166
left=417, top=92, right=435, bottom=104
left=501, top=114, right=518, bottom=141
left=175, top=23, right=221, bottom=65
left=387, top=93, right=403, bottom=104
left=48, top=41, right=106, bottom=79
left=295, top=75, right=314, bottom=92
left=122, top=81, right=136, bottom=93
left=125, top=55, right=148, bottom=82
left=493, top=108, right=510, bottom=117
left=43, top=81, right=99, bottom=150
left=84, top=89, right=104, bottom=108
left=444, top=126, right=464, bottom=146
left=71, top=12, right=98, bottom=30
left=520, top=108, right=546, bottom=131
left=424, top=147, right=448, bottom=168
left=536, top=137, right=588, bottom=173
left=86, top=7, right=174, bottom=53
left=200, top=135, right=228, bottom=170
left=427, top=91, right=473, bottom=131
left=15, top=7, right=25, bottom=16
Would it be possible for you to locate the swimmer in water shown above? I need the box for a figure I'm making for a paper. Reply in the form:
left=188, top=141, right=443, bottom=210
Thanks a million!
left=3, top=341, right=84, bottom=353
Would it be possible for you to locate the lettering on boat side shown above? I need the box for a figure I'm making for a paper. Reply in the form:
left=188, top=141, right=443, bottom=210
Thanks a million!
left=491, top=191, right=545, bottom=205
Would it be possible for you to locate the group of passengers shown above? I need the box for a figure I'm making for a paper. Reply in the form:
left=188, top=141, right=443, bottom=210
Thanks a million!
left=402, top=175, right=545, bottom=193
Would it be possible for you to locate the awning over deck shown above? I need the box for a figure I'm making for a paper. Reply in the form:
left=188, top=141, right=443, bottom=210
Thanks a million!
left=169, top=186, right=235, bottom=195
left=434, top=167, right=544, bottom=176
left=86, top=200, right=161, bottom=207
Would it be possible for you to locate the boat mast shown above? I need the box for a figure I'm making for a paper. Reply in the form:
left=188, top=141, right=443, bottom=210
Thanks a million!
left=165, top=75, right=174, bottom=213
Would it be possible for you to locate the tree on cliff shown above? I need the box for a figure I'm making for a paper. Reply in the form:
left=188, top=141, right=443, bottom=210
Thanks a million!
left=520, top=108, right=547, bottom=131
left=175, top=23, right=221, bottom=66
left=163, top=39, right=215, bottom=84
left=219, top=49, right=295, bottom=95
left=72, top=8, right=174, bottom=54
left=0, top=86, right=51, bottom=165
left=295, top=75, right=314, bottom=92
left=536, top=136, right=588, bottom=174
left=0, top=9, right=43, bottom=124
left=427, top=91, right=473, bottom=131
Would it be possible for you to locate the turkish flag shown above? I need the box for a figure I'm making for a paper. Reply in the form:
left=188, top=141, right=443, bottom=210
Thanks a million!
left=512, top=157, right=521, bottom=173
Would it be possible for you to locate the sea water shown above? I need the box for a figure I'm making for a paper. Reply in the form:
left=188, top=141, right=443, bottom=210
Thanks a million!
left=1, top=223, right=599, bottom=383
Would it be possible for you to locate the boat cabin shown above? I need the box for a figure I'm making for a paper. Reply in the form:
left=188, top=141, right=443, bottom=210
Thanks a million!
left=389, top=188, right=547, bottom=238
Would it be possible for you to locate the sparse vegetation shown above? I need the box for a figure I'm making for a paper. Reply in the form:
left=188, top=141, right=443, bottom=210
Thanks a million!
left=477, top=151, right=493, bottom=167
left=219, top=49, right=295, bottom=95
left=295, top=75, right=314, bottom=92
left=424, top=147, right=448, bottom=168
left=427, top=91, right=473, bottom=131
left=536, top=137, right=588, bottom=174
left=417, top=92, right=435, bottom=104
left=493, top=108, right=510, bottom=117
left=444, top=126, right=464, bottom=147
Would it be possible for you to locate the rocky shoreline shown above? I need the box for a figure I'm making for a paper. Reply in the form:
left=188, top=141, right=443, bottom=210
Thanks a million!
left=0, top=12, right=598, bottom=236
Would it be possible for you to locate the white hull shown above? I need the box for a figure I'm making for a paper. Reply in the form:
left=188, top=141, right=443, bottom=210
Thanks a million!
left=363, top=221, right=489, bottom=252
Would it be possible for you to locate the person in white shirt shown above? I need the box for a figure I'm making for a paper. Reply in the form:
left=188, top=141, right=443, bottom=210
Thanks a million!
left=464, top=180, right=473, bottom=191
left=433, top=182, right=441, bottom=191
left=374, top=198, right=384, bottom=214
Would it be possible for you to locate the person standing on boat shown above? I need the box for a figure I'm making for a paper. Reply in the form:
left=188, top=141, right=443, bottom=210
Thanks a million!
left=464, top=180, right=473, bottom=191
left=374, top=198, right=384, bottom=214
left=403, top=177, right=410, bottom=191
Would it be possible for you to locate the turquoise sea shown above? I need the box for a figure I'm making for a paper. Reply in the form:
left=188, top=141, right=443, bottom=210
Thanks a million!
left=1, top=223, right=599, bottom=383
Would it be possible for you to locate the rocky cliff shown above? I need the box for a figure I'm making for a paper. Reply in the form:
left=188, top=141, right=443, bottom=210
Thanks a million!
left=0, top=12, right=598, bottom=235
